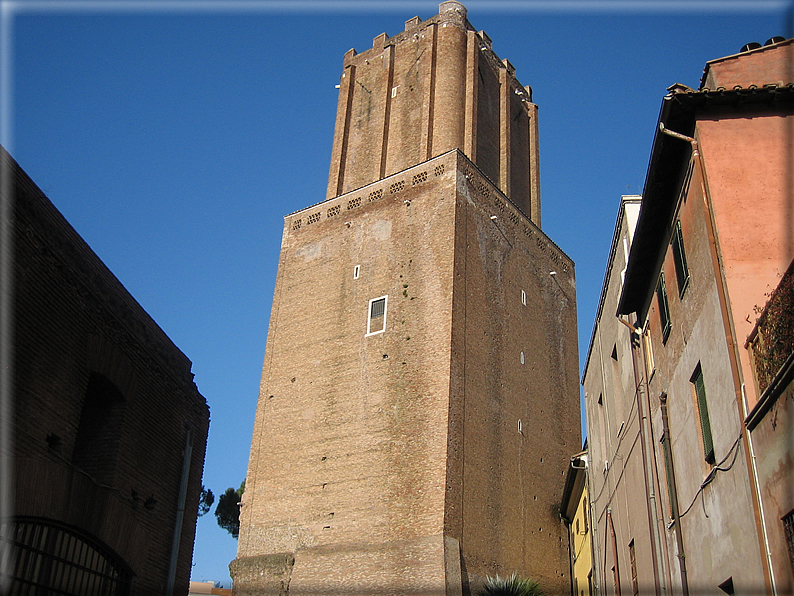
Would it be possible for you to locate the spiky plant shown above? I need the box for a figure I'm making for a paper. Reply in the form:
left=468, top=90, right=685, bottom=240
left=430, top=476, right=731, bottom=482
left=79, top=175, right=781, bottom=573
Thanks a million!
left=477, top=573, right=545, bottom=596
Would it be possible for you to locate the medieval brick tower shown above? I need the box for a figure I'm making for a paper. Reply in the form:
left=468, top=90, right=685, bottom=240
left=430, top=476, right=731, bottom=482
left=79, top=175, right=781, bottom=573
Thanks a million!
left=231, top=3, right=580, bottom=595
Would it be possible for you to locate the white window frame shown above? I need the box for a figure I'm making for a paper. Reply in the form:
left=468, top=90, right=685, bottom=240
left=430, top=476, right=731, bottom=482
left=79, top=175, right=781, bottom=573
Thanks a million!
left=521, top=289, right=527, bottom=306
left=366, top=295, right=388, bottom=336
left=353, top=265, right=360, bottom=279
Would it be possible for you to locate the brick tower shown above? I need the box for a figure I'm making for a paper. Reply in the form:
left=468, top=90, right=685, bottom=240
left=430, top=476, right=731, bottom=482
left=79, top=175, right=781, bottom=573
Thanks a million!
left=231, top=3, right=580, bottom=595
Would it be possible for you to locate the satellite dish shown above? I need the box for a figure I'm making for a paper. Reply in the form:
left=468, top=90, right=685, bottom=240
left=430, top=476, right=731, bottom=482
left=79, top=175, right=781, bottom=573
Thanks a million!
left=740, top=42, right=762, bottom=52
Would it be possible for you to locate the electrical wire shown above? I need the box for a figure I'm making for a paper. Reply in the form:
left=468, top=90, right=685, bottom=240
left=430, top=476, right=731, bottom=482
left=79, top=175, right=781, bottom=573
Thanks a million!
left=678, top=431, right=743, bottom=519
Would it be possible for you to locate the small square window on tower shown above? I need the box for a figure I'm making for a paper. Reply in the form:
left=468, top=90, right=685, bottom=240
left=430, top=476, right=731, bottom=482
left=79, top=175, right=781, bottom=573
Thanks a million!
left=366, top=296, right=388, bottom=336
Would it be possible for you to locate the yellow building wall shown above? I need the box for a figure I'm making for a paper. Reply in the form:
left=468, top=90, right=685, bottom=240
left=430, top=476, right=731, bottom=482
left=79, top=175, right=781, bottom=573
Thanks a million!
left=571, top=486, right=592, bottom=596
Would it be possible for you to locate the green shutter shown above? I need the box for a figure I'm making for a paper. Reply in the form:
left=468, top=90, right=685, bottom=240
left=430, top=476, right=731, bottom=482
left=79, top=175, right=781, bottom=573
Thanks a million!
left=657, top=273, right=672, bottom=342
left=672, top=221, right=690, bottom=298
left=692, top=365, right=714, bottom=462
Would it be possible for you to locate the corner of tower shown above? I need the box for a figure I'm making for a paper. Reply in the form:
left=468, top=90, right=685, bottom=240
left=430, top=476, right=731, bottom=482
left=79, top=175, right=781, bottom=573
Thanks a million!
left=439, top=1, right=467, bottom=20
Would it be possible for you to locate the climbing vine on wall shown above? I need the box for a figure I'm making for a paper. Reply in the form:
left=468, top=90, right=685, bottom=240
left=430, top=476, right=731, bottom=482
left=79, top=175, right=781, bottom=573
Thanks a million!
left=750, top=262, right=794, bottom=395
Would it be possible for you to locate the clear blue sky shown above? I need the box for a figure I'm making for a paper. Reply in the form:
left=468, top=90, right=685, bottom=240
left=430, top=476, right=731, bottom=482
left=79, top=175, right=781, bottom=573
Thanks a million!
left=7, top=0, right=790, bottom=588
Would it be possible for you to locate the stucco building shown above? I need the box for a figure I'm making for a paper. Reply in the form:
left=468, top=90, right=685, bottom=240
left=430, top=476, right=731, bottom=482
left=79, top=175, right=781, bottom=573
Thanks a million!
left=5, top=147, right=210, bottom=596
left=745, top=261, right=794, bottom=596
left=232, top=2, right=580, bottom=595
left=581, top=196, right=645, bottom=596
left=584, top=38, right=794, bottom=596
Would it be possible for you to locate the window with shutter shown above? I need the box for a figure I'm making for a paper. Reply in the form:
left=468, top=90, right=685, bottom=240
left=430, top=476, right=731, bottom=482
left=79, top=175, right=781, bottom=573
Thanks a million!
left=691, top=364, right=715, bottom=463
left=656, top=273, right=672, bottom=343
left=671, top=220, right=690, bottom=298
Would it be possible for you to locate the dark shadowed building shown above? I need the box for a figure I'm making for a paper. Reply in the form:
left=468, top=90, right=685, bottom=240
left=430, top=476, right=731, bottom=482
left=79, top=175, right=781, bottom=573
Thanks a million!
left=4, top=146, right=210, bottom=596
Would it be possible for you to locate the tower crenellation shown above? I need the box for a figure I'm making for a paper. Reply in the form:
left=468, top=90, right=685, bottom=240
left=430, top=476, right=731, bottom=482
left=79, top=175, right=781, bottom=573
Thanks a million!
left=328, top=3, right=541, bottom=226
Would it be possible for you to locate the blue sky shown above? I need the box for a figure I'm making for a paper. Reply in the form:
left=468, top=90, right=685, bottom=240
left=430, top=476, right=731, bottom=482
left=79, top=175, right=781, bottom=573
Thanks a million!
left=6, top=0, right=790, bottom=588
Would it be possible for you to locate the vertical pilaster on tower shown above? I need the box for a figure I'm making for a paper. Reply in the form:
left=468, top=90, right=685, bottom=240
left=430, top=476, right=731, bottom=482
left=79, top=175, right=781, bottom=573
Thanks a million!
left=526, top=90, right=541, bottom=228
left=499, top=61, right=512, bottom=199
left=463, top=29, right=479, bottom=162
left=431, top=13, right=467, bottom=159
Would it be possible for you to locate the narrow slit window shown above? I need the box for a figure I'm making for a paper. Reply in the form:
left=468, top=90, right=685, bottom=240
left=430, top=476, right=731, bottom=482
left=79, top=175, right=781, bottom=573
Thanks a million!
left=520, top=351, right=525, bottom=365
left=691, top=363, right=715, bottom=463
left=366, top=296, right=388, bottom=336
left=656, top=273, right=672, bottom=343
left=353, top=265, right=360, bottom=279
left=671, top=220, right=690, bottom=298
left=521, top=289, right=526, bottom=306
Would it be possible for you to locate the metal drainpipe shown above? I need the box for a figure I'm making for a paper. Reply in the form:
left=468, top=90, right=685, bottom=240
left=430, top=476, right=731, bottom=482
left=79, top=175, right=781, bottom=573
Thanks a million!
left=659, top=393, right=689, bottom=596
left=621, top=318, right=663, bottom=596
left=741, top=382, right=778, bottom=596
left=659, top=122, right=777, bottom=596
left=638, top=327, right=674, bottom=596
left=166, top=424, right=194, bottom=596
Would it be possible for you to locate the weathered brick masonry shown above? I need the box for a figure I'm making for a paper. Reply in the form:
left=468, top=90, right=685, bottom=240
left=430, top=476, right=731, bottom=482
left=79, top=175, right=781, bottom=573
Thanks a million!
left=233, top=3, right=579, bottom=595
left=7, top=146, right=209, bottom=596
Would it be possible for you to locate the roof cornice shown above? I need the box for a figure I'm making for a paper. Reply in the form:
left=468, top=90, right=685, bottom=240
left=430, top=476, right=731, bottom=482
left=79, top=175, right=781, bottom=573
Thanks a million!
left=617, top=84, right=794, bottom=319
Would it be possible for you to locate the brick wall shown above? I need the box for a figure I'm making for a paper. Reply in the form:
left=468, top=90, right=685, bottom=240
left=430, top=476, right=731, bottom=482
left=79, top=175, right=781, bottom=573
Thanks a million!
left=235, top=151, right=578, bottom=594
left=8, top=147, right=209, bottom=596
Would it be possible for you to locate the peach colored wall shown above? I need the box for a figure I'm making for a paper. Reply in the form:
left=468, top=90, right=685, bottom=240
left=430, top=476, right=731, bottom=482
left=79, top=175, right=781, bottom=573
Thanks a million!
left=696, top=112, right=794, bottom=409
left=702, top=41, right=793, bottom=89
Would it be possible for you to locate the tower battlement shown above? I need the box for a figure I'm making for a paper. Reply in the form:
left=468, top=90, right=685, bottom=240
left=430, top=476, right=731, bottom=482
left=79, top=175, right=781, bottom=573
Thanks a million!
left=327, top=2, right=541, bottom=227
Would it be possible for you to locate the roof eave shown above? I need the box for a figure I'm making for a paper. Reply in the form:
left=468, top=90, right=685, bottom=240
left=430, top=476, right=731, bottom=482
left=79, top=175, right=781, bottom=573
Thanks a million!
left=617, top=95, right=694, bottom=319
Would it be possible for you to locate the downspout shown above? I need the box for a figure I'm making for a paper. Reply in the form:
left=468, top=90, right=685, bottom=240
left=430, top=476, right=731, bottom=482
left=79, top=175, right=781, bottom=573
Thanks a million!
left=659, top=122, right=776, bottom=596
left=659, top=393, right=689, bottom=596
left=166, top=424, right=194, bottom=596
left=640, top=329, right=675, bottom=596
left=620, top=318, right=663, bottom=596
left=741, top=382, right=777, bottom=596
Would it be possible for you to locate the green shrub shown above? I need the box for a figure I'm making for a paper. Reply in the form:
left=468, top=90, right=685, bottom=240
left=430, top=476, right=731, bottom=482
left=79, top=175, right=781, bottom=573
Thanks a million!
left=477, top=573, right=545, bottom=596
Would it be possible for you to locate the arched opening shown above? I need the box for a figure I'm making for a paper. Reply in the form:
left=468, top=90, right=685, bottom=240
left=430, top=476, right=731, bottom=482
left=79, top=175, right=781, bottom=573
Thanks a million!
left=5, top=516, right=133, bottom=595
left=72, top=373, right=126, bottom=486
